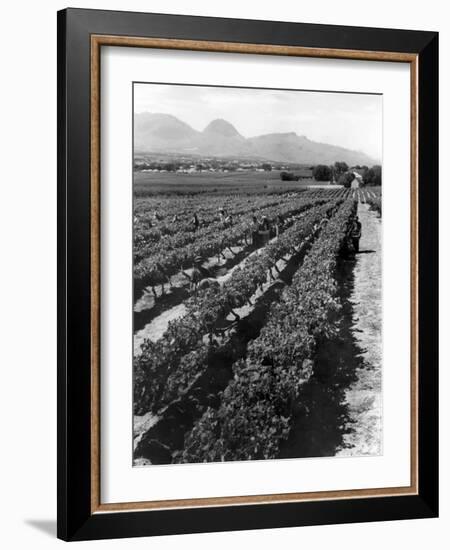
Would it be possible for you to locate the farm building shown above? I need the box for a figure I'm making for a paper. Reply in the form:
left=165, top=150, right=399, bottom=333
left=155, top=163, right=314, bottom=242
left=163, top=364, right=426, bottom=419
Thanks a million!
left=350, top=171, right=364, bottom=189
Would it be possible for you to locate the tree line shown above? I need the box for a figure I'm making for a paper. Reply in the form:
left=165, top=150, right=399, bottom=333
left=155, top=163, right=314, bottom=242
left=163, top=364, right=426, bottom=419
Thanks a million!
left=280, top=162, right=382, bottom=186
left=312, top=162, right=382, bottom=186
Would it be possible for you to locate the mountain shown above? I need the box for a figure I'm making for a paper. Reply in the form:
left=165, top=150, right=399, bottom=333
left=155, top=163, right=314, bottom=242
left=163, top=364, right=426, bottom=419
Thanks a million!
left=248, top=133, right=374, bottom=165
left=134, top=113, right=377, bottom=166
left=134, top=113, right=199, bottom=152
left=203, top=118, right=243, bottom=138
left=198, top=118, right=251, bottom=157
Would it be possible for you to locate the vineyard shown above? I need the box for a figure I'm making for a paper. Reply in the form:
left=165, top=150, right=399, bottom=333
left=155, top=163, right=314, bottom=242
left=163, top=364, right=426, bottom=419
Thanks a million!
left=133, top=185, right=382, bottom=465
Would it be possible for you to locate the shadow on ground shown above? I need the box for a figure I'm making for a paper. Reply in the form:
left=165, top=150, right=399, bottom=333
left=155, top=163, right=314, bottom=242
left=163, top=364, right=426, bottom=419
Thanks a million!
left=25, top=519, right=56, bottom=537
left=279, top=252, right=365, bottom=458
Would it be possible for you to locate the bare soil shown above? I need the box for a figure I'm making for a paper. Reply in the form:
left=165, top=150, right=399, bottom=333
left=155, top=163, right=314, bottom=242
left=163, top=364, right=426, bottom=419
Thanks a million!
left=336, top=202, right=382, bottom=456
left=279, top=201, right=382, bottom=459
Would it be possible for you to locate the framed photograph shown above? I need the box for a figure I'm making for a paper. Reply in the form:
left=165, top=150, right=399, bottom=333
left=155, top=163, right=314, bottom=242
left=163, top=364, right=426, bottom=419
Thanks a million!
left=57, top=8, right=438, bottom=541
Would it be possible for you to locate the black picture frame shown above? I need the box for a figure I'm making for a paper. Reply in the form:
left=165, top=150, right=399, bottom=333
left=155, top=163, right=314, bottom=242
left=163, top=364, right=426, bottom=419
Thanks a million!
left=57, top=7, right=438, bottom=541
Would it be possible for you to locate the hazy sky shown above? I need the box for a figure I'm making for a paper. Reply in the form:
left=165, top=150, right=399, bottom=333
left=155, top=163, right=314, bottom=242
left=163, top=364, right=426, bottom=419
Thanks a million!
left=134, top=83, right=382, bottom=161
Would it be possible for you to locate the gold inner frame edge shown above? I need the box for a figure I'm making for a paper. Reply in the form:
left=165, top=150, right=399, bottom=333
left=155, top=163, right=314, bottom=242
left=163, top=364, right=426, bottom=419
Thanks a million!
left=90, top=34, right=419, bottom=514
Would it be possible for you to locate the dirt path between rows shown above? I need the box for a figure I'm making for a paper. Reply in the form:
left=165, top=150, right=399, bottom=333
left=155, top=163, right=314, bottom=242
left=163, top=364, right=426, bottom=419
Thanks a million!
left=337, top=201, right=382, bottom=456
left=133, top=245, right=257, bottom=354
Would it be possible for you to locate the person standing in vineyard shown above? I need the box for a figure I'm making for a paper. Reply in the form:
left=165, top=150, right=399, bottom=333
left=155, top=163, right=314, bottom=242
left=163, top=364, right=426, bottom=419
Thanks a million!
left=191, top=213, right=200, bottom=231
left=273, top=214, right=282, bottom=237
left=224, top=213, right=233, bottom=228
left=350, top=215, right=362, bottom=252
left=251, top=215, right=259, bottom=245
left=218, top=208, right=226, bottom=224
left=259, top=216, right=271, bottom=245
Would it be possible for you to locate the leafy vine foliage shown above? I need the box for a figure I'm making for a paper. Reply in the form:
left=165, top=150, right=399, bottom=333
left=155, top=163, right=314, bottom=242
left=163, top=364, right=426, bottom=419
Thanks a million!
left=134, top=198, right=344, bottom=416
left=175, top=199, right=357, bottom=462
left=133, top=193, right=337, bottom=295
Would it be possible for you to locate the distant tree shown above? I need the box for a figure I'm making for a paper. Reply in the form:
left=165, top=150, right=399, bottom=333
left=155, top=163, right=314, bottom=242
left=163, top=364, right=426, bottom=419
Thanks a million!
left=313, top=164, right=332, bottom=182
left=371, top=165, right=382, bottom=186
left=280, top=171, right=299, bottom=182
left=364, top=165, right=382, bottom=186
left=338, top=171, right=355, bottom=188
left=334, top=161, right=349, bottom=178
left=261, top=163, right=272, bottom=171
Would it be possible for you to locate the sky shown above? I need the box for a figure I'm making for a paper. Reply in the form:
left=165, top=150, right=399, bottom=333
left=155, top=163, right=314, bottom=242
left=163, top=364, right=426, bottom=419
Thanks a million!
left=134, top=83, right=382, bottom=162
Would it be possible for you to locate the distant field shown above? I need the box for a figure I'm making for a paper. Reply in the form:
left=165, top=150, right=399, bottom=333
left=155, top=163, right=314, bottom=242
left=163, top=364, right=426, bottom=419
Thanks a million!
left=134, top=170, right=316, bottom=196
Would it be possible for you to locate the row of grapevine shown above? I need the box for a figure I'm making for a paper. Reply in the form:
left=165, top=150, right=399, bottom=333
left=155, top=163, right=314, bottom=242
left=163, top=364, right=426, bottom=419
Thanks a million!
left=133, top=195, right=330, bottom=294
left=176, top=198, right=357, bottom=463
left=366, top=196, right=382, bottom=216
left=134, top=191, right=294, bottom=225
left=134, top=200, right=341, bottom=416
left=134, top=196, right=296, bottom=260
left=134, top=194, right=300, bottom=262
left=184, top=200, right=342, bottom=335
left=134, top=187, right=349, bottom=255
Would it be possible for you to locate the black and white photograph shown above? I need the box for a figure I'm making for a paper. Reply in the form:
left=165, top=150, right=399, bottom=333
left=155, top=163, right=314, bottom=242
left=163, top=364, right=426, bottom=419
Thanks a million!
left=0, top=1, right=442, bottom=545
left=132, top=83, right=383, bottom=466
